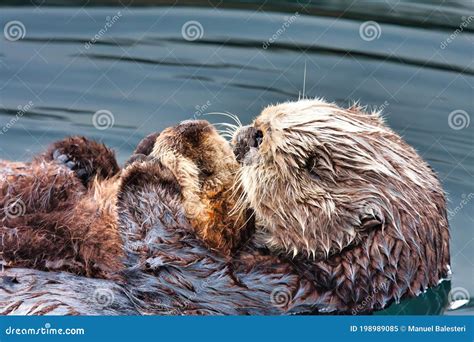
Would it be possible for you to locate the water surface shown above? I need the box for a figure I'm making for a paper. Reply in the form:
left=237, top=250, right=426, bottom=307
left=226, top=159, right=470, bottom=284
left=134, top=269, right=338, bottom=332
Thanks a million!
left=0, top=0, right=473, bottom=315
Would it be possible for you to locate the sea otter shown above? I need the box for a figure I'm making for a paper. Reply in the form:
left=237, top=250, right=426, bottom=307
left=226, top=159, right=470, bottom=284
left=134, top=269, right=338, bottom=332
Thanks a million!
left=231, top=98, right=451, bottom=311
left=0, top=122, right=248, bottom=280
left=0, top=100, right=450, bottom=314
left=1, top=121, right=297, bottom=315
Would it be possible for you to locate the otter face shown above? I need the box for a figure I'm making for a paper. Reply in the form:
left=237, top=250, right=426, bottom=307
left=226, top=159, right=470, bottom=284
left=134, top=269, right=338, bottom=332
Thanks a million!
left=233, top=99, right=440, bottom=259
left=150, top=120, right=247, bottom=253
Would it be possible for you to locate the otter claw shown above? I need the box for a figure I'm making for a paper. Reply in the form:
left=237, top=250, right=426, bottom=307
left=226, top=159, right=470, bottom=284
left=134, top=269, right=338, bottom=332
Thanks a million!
left=125, top=153, right=151, bottom=167
left=45, top=137, right=120, bottom=187
left=52, top=149, right=61, bottom=160
left=53, top=150, right=76, bottom=171
left=76, top=169, right=87, bottom=178
left=56, top=153, right=69, bottom=164
left=57, top=154, right=89, bottom=183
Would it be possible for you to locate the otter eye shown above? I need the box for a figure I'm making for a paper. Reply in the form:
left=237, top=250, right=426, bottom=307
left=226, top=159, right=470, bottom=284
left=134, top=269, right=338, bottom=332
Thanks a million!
left=305, top=156, right=321, bottom=180
left=254, top=130, right=263, bottom=148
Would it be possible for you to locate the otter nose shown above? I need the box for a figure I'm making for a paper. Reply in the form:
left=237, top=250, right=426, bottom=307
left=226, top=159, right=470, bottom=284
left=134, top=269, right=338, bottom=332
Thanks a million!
left=233, top=125, right=259, bottom=163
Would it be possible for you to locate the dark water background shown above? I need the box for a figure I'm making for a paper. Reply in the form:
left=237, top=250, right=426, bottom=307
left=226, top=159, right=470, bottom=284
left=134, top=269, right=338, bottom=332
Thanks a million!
left=0, top=0, right=473, bottom=315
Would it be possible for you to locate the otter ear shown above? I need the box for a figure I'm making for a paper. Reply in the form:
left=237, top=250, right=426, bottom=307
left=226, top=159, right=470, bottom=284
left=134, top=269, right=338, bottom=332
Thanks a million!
left=305, top=155, right=321, bottom=180
left=359, top=204, right=384, bottom=231
left=360, top=216, right=382, bottom=231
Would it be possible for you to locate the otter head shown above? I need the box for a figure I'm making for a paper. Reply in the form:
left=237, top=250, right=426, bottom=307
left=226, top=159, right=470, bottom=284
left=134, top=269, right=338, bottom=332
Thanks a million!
left=233, top=99, right=441, bottom=260
left=150, top=120, right=248, bottom=254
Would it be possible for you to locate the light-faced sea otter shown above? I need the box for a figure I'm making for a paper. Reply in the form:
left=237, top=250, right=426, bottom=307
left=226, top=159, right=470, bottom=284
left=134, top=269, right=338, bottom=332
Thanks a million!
left=232, top=99, right=451, bottom=312
left=0, top=99, right=450, bottom=314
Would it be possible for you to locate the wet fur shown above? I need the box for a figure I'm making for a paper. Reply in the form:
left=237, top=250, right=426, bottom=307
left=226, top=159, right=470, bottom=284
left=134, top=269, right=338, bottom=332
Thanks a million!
left=0, top=139, right=123, bottom=279
left=232, top=99, right=450, bottom=311
left=0, top=134, right=312, bottom=315
left=0, top=157, right=320, bottom=315
left=0, top=102, right=451, bottom=314
left=150, top=121, right=250, bottom=253
left=1, top=123, right=248, bottom=280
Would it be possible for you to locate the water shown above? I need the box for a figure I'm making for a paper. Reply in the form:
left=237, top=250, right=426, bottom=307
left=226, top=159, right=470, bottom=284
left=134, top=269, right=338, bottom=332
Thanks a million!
left=0, top=1, right=473, bottom=315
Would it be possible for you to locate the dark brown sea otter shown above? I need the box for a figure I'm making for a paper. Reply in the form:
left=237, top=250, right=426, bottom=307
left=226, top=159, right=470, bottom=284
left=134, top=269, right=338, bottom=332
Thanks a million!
left=0, top=122, right=248, bottom=280
left=0, top=100, right=450, bottom=314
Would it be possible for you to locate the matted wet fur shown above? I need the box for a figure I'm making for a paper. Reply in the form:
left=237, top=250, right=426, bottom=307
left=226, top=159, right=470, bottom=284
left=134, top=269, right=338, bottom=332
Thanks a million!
left=0, top=150, right=319, bottom=315
left=0, top=121, right=250, bottom=278
left=149, top=120, right=250, bottom=253
left=0, top=138, right=122, bottom=279
left=0, top=102, right=451, bottom=314
left=232, top=98, right=450, bottom=312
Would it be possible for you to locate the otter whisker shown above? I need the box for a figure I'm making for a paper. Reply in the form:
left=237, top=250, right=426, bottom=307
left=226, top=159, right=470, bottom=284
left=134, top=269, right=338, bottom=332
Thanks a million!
left=297, top=61, right=308, bottom=100
left=215, top=126, right=238, bottom=136
left=203, top=112, right=242, bottom=127
left=215, top=129, right=232, bottom=135
left=228, top=169, right=253, bottom=218
left=215, top=126, right=238, bottom=141
left=213, top=122, right=240, bottom=140
left=213, top=122, right=239, bottom=132
left=302, top=60, right=307, bottom=99
left=217, top=132, right=234, bottom=138
left=233, top=210, right=255, bottom=234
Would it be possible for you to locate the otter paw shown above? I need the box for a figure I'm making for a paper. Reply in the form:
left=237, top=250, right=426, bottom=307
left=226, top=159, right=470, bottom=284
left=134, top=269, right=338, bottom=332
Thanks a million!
left=124, top=131, right=160, bottom=167
left=52, top=149, right=90, bottom=184
left=41, top=136, right=120, bottom=186
left=124, top=153, right=149, bottom=167
left=133, top=132, right=160, bottom=156
left=120, top=159, right=180, bottom=195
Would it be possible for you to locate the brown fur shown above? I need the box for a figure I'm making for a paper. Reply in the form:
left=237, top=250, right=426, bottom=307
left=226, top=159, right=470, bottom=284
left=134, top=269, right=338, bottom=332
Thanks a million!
left=0, top=121, right=248, bottom=281
left=0, top=107, right=451, bottom=314
left=0, top=138, right=122, bottom=279
left=150, top=120, right=250, bottom=254
left=231, top=99, right=450, bottom=311
left=39, top=136, right=120, bottom=186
